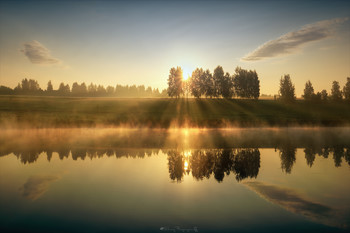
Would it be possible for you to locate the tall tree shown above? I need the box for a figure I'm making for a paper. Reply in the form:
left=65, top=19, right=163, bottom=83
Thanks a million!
left=213, top=66, right=224, bottom=97
left=279, top=74, right=295, bottom=102
left=221, top=72, right=234, bottom=98
left=203, top=69, right=215, bottom=98
left=343, top=77, right=350, bottom=101
left=189, top=68, right=204, bottom=98
left=233, top=67, right=260, bottom=99
left=302, top=80, right=314, bottom=100
left=167, top=67, right=183, bottom=98
left=58, top=82, right=70, bottom=95
left=331, top=81, right=342, bottom=101
left=47, top=80, right=53, bottom=92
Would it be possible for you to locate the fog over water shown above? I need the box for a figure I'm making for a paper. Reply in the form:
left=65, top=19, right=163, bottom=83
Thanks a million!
left=1, top=127, right=349, bottom=232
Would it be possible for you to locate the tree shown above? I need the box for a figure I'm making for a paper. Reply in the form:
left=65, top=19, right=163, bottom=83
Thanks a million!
left=58, top=82, right=70, bottom=95
left=213, top=66, right=225, bottom=97
left=97, top=85, right=106, bottom=96
left=47, top=80, right=53, bottom=92
left=88, top=83, right=97, bottom=95
left=189, top=68, right=204, bottom=98
left=302, top=80, right=314, bottom=100
left=71, top=82, right=80, bottom=95
left=167, top=67, right=183, bottom=98
left=0, top=85, right=14, bottom=95
left=331, top=81, right=342, bottom=101
left=320, top=89, right=328, bottom=101
left=343, top=77, right=350, bottom=101
left=233, top=67, right=260, bottom=99
left=106, top=86, right=115, bottom=96
left=203, top=69, right=215, bottom=98
left=279, top=74, right=295, bottom=102
left=221, top=72, right=234, bottom=98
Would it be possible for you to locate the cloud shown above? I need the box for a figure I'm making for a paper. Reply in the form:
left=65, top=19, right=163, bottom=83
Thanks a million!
left=21, top=40, right=61, bottom=64
left=242, top=18, right=348, bottom=61
left=243, top=181, right=350, bottom=229
left=19, top=174, right=60, bottom=201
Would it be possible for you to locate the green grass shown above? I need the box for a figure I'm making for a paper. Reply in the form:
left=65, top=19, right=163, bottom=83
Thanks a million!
left=0, top=95, right=349, bottom=128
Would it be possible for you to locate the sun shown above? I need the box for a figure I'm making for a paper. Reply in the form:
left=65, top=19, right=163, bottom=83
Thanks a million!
left=182, top=66, right=192, bottom=81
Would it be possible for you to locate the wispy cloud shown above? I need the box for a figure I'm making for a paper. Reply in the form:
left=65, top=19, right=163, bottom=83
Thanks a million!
left=19, top=174, right=60, bottom=201
left=21, top=40, right=61, bottom=65
left=242, top=18, right=348, bottom=61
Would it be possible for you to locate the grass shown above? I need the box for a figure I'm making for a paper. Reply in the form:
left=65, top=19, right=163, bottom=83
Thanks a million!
left=0, top=95, right=349, bottom=128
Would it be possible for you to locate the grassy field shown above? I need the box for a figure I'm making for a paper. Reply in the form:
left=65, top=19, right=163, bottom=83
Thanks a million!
left=0, top=95, right=349, bottom=128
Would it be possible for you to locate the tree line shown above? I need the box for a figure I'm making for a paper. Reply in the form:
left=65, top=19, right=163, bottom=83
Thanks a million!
left=0, top=78, right=168, bottom=97
left=168, top=66, right=260, bottom=99
left=167, top=65, right=350, bottom=101
left=279, top=75, right=350, bottom=102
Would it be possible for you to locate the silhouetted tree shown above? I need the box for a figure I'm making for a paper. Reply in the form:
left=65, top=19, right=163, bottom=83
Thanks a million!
left=189, top=68, right=204, bottom=98
left=233, top=67, right=260, bottom=99
left=302, top=80, right=315, bottom=100
left=47, top=80, right=53, bottom=92
left=0, top=85, right=13, bottom=95
left=343, top=77, right=350, bottom=101
left=58, top=82, right=70, bottom=95
left=14, top=78, right=42, bottom=94
left=331, top=81, right=342, bottom=101
left=213, top=66, right=225, bottom=98
left=279, top=74, right=295, bottom=102
left=203, top=69, right=215, bottom=98
left=320, top=89, right=328, bottom=101
left=221, top=72, right=234, bottom=98
left=167, top=67, right=183, bottom=98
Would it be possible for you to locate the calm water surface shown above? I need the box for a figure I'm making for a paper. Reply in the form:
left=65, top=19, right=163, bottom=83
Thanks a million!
left=0, top=128, right=350, bottom=233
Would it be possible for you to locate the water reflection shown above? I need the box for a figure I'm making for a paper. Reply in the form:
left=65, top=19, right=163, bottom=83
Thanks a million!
left=3, top=147, right=350, bottom=176
left=168, top=149, right=260, bottom=182
left=1, top=128, right=350, bottom=232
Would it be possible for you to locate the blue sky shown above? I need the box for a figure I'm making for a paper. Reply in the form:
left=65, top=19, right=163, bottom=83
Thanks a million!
left=1, top=0, right=349, bottom=95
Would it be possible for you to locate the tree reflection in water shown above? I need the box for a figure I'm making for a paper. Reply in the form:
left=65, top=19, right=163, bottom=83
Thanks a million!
left=1, top=146, right=349, bottom=182
left=1, top=128, right=350, bottom=182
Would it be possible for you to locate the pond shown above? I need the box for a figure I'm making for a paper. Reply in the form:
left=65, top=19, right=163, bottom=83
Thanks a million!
left=0, top=128, right=350, bottom=233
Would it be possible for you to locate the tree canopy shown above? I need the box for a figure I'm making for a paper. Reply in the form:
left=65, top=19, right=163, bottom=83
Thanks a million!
left=167, top=67, right=183, bottom=98
left=279, top=74, right=295, bottom=102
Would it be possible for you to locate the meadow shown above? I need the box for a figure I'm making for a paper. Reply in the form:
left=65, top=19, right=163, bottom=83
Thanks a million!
left=0, top=95, right=349, bottom=128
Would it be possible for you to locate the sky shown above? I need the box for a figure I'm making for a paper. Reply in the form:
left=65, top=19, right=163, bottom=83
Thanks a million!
left=0, top=0, right=349, bottom=96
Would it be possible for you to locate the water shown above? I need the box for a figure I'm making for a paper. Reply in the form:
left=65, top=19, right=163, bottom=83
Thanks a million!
left=0, top=128, right=350, bottom=233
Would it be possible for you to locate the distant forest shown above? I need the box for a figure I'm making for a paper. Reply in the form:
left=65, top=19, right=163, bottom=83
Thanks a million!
left=0, top=79, right=168, bottom=97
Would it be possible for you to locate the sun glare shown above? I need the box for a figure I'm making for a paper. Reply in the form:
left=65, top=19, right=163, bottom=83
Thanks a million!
left=181, top=64, right=192, bottom=81
left=184, top=161, right=189, bottom=171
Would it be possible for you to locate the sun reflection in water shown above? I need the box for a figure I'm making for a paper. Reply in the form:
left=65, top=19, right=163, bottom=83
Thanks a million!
left=184, top=160, right=189, bottom=171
